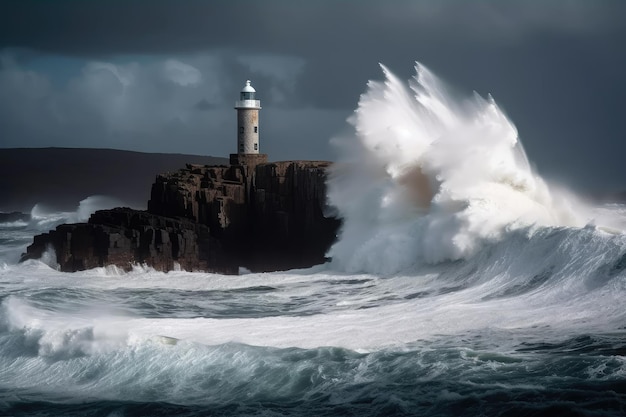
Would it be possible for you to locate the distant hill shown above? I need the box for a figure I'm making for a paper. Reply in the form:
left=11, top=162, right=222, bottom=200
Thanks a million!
left=0, top=148, right=227, bottom=212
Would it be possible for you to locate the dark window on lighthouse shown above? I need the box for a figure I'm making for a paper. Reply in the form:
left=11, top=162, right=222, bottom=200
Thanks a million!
left=254, top=143, right=258, bottom=150
left=254, top=126, right=258, bottom=133
left=239, top=127, right=244, bottom=133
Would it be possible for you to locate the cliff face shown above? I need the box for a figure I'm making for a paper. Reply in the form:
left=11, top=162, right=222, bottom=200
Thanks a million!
left=23, top=160, right=340, bottom=273
left=148, top=163, right=250, bottom=239
left=148, top=160, right=340, bottom=271
left=249, top=162, right=339, bottom=270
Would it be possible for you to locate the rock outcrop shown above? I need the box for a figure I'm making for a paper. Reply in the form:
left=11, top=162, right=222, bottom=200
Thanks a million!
left=23, top=160, right=341, bottom=273
left=148, top=160, right=340, bottom=271
left=22, top=208, right=234, bottom=273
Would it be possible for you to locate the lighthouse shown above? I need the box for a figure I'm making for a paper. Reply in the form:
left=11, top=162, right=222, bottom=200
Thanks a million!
left=235, top=80, right=261, bottom=154
left=230, top=80, right=268, bottom=167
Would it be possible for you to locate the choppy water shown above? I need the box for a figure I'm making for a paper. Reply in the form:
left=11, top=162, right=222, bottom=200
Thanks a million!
left=1, top=64, right=626, bottom=416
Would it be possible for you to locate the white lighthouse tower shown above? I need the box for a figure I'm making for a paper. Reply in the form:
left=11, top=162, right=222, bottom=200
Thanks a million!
left=230, top=80, right=268, bottom=167
left=235, top=80, right=261, bottom=154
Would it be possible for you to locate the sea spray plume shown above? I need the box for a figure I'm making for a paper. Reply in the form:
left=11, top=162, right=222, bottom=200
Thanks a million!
left=327, top=62, right=584, bottom=274
left=71, top=195, right=124, bottom=222
left=27, top=195, right=124, bottom=231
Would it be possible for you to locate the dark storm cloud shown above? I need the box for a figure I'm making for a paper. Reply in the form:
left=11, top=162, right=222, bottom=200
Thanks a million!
left=2, top=1, right=622, bottom=53
left=0, top=1, right=625, bottom=190
left=3, top=1, right=625, bottom=109
left=0, top=51, right=334, bottom=160
left=2, top=2, right=624, bottom=101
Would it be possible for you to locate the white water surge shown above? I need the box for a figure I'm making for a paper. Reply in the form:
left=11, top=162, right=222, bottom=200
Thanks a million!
left=327, top=63, right=593, bottom=274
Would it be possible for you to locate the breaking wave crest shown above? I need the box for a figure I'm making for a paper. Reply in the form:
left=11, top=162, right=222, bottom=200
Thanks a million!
left=0, top=196, right=124, bottom=265
left=327, top=62, right=600, bottom=274
left=29, top=195, right=124, bottom=230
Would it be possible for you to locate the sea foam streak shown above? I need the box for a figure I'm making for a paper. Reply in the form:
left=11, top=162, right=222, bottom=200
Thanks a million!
left=328, top=62, right=589, bottom=274
left=3, top=221, right=625, bottom=353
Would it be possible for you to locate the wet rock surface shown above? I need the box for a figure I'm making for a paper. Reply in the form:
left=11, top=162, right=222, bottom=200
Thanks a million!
left=22, top=208, right=234, bottom=273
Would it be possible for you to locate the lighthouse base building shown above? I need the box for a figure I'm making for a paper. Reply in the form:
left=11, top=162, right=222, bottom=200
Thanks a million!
left=229, top=152, right=267, bottom=167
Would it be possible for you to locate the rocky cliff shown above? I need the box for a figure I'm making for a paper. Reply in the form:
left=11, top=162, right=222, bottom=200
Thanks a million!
left=148, top=160, right=340, bottom=271
left=22, top=160, right=340, bottom=273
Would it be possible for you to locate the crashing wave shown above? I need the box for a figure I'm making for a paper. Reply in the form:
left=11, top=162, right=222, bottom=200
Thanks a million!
left=327, top=62, right=596, bottom=274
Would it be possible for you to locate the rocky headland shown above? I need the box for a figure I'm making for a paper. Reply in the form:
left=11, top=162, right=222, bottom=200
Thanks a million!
left=21, top=158, right=341, bottom=274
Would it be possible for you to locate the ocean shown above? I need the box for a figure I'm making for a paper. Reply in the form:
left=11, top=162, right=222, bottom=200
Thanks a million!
left=1, top=63, right=625, bottom=416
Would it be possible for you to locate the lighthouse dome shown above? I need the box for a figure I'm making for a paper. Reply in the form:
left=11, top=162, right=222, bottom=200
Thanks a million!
left=235, top=79, right=261, bottom=108
left=241, top=80, right=256, bottom=93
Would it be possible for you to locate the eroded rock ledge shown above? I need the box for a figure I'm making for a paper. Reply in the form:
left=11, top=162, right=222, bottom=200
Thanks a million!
left=23, top=208, right=231, bottom=273
left=22, top=160, right=341, bottom=273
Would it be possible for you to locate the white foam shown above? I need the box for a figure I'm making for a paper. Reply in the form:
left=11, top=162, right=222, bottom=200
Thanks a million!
left=26, top=195, right=125, bottom=232
left=72, top=195, right=124, bottom=223
left=327, top=62, right=597, bottom=274
left=2, top=296, right=130, bottom=359
left=3, top=223, right=625, bottom=354
left=0, top=220, right=28, bottom=228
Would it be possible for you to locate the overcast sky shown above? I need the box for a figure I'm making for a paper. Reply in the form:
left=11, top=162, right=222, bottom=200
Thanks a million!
left=0, top=1, right=625, bottom=191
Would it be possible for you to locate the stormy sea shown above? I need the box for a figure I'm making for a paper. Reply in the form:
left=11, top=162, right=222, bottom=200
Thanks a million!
left=1, top=63, right=626, bottom=416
